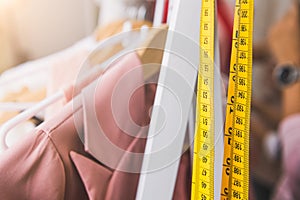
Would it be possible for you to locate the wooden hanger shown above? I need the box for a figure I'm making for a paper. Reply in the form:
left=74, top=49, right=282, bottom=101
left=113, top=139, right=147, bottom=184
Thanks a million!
left=137, top=24, right=169, bottom=80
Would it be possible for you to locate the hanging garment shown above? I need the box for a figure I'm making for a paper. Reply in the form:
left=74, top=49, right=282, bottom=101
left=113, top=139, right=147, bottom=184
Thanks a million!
left=162, top=0, right=169, bottom=23
left=0, top=22, right=163, bottom=154
left=217, top=0, right=233, bottom=74
left=0, top=52, right=191, bottom=200
left=46, top=20, right=153, bottom=119
left=272, top=114, right=300, bottom=200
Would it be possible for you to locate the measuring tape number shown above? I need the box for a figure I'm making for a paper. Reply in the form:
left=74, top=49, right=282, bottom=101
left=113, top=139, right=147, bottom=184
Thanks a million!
left=192, top=0, right=215, bottom=199
left=192, top=0, right=253, bottom=199
left=221, top=0, right=253, bottom=199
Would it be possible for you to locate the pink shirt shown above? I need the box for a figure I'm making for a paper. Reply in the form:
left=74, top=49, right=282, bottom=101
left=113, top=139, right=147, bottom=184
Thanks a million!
left=0, top=52, right=191, bottom=200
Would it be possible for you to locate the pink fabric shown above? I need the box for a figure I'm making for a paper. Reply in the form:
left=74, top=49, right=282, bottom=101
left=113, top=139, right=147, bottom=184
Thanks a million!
left=70, top=151, right=112, bottom=200
left=273, top=114, right=300, bottom=200
left=80, top=52, right=191, bottom=200
left=81, top=52, right=149, bottom=200
left=0, top=52, right=191, bottom=200
left=0, top=130, right=66, bottom=200
left=44, top=38, right=96, bottom=119
left=0, top=101, right=89, bottom=200
left=82, top=52, right=147, bottom=169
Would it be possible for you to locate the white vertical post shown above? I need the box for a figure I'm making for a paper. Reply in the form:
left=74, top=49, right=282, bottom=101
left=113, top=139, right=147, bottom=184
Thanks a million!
left=136, top=0, right=201, bottom=199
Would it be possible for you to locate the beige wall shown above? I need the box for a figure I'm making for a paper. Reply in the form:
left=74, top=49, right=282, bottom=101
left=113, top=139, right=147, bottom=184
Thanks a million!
left=0, top=0, right=98, bottom=72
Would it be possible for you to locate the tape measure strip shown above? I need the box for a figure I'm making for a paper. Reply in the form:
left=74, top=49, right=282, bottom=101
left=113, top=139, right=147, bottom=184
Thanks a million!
left=221, top=0, right=253, bottom=199
left=191, top=0, right=215, bottom=199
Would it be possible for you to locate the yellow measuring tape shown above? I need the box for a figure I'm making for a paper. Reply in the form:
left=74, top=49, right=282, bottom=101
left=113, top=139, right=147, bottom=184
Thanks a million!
left=221, top=0, right=253, bottom=199
left=192, top=0, right=215, bottom=199
left=192, top=0, right=253, bottom=199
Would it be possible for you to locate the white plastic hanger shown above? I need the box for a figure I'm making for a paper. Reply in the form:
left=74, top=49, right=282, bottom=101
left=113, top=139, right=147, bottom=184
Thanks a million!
left=0, top=23, right=150, bottom=151
left=0, top=102, right=37, bottom=112
left=0, top=91, right=64, bottom=151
